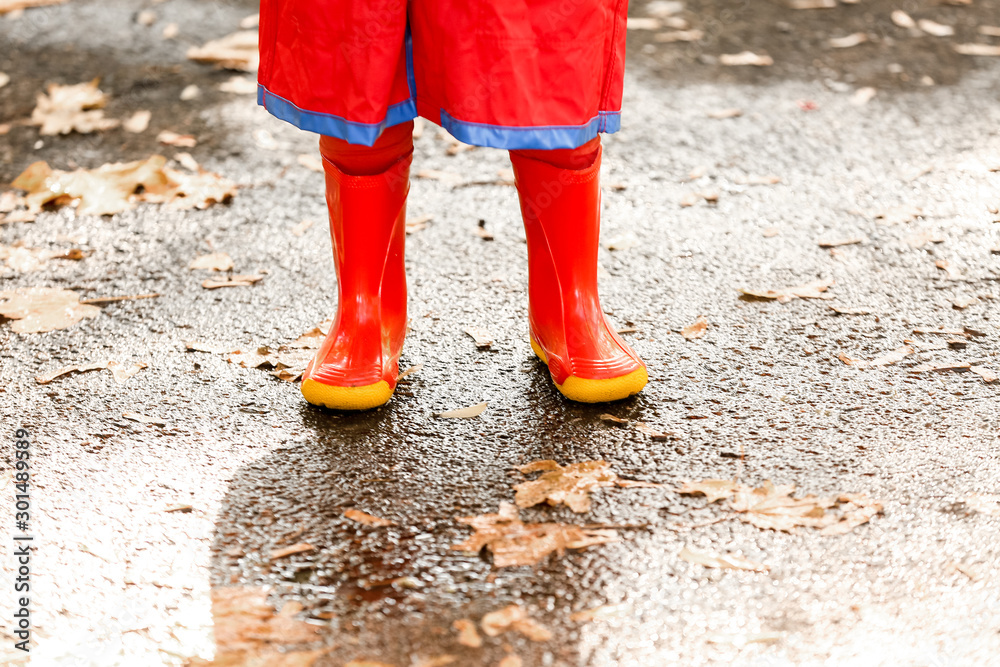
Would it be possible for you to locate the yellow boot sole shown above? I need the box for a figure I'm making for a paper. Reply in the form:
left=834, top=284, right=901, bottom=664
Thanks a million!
left=300, top=378, right=394, bottom=410
left=530, top=338, right=648, bottom=403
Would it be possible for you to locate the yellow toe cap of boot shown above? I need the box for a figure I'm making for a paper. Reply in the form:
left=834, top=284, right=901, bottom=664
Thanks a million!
left=300, top=378, right=394, bottom=410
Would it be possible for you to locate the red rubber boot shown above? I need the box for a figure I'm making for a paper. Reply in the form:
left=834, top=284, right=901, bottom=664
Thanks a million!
left=300, top=150, right=412, bottom=410
left=510, top=144, right=648, bottom=403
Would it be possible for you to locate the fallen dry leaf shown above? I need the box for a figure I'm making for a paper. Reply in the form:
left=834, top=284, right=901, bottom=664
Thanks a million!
left=464, top=326, right=493, bottom=348
left=829, top=305, right=871, bottom=315
left=910, top=361, right=971, bottom=373
left=452, top=618, right=483, bottom=648
left=740, top=279, right=834, bottom=303
left=12, top=156, right=235, bottom=216
left=970, top=366, right=998, bottom=383
left=817, top=236, right=866, bottom=248
left=186, top=586, right=327, bottom=667
left=107, top=360, right=147, bottom=383
left=397, top=364, right=423, bottom=380
left=719, top=51, right=773, bottom=66
left=297, top=154, right=324, bottom=173
left=122, top=412, right=167, bottom=426
left=918, top=19, right=954, bottom=36
left=677, top=479, right=741, bottom=504
left=414, top=656, right=457, bottom=667
left=684, top=479, right=882, bottom=534
left=498, top=657, right=522, bottom=667
left=187, top=30, right=259, bottom=71
left=406, top=214, right=433, bottom=234
left=707, top=108, right=742, bottom=119
left=202, top=274, right=264, bottom=289
left=979, top=25, right=1000, bottom=37
left=965, top=494, right=1000, bottom=516
left=35, top=361, right=108, bottom=385
left=31, top=79, right=119, bottom=135
left=681, top=316, right=708, bottom=340
left=678, top=546, right=769, bottom=572
left=451, top=502, right=617, bottom=567
left=157, top=130, right=197, bottom=147
left=480, top=605, right=552, bottom=642
left=654, top=29, right=705, bottom=42
left=626, top=17, right=661, bottom=30
left=851, top=87, right=877, bottom=106
left=875, top=204, right=921, bottom=225
left=190, top=252, right=234, bottom=271
left=891, top=10, right=916, bottom=28
left=219, top=75, right=258, bottom=94
left=837, top=345, right=913, bottom=369
left=435, top=401, right=487, bottom=419
left=343, top=509, right=394, bottom=527
left=0, top=0, right=66, bottom=13
left=123, top=110, right=151, bottom=133
left=290, top=219, right=314, bottom=237
left=0, top=244, right=86, bottom=272
left=569, top=604, right=627, bottom=622
left=269, top=543, right=315, bottom=561
left=829, top=32, right=867, bottom=48
left=935, top=259, right=964, bottom=280
left=514, top=459, right=660, bottom=513
left=0, top=287, right=100, bottom=333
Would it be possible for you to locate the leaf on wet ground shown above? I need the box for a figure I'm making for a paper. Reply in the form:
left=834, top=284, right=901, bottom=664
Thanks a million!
left=187, top=31, right=260, bottom=71
left=187, top=587, right=327, bottom=666
left=464, top=326, right=493, bottom=348
left=452, top=618, right=483, bottom=648
left=706, top=631, right=783, bottom=646
left=680, top=480, right=881, bottom=534
left=910, top=361, right=971, bottom=373
left=964, top=494, right=1000, bottom=516
left=970, top=366, right=998, bottom=383
left=0, top=287, right=100, bottom=333
left=707, top=108, right=742, bottom=119
left=434, top=401, right=487, bottom=419
left=219, top=75, right=258, bottom=94
left=225, top=324, right=329, bottom=382
left=740, top=279, right=834, bottom=303
left=35, top=361, right=108, bottom=385
left=480, top=605, right=553, bottom=641
left=344, top=661, right=396, bottom=667
left=30, top=79, right=119, bottom=135
left=343, top=509, right=394, bottom=527
left=122, top=110, right=151, bottom=133
left=414, top=656, right=457, bottom=667
left=498, top=657, right=522, bottom=667
left=203, top=274, right=264, bottom=289
left=829, top=32, right=867, bottom=48
left=935, top=259, right=964, bottom=280
left=398, top=364, right=423, bottom=380
left=875, top=204, right=921, bottom=225
left=681, top=316, right=708, bottom=340
left=817, top=236, right=867, bottom=248
left=829, top=305, right=871, bottom=315
left=269, top=542, right=315, bottom=560
left=677, top=479, right=742, bottom=504
left=514, top=459, right=661, bottom=513
left=190, top=252, right=234, bottom=271
left=406, top=214, right=433, bottom=234
left=290, top=219, right=314, bottom=237
left=954, top=43, right=1000, bottom=56
left=122, top=412, right=167, bottom=426
left=107, top=360, right=147, bottom=383
left=297, top=154, right=324, bottom=172
left=837, top=345, right=913, bottom=368
left=678, top=546, right=769, bottom=572
left=0, top=0, right=66, bottom=13
left=12, top=156, right=235, bottom=217
left=719, top=51, right=773, bottom=66
left=569, top=604, right=628, bottom=622
left=451, top=502, right=618, bottom=567
left=0, top=243, right=88, bottom=272
left=157, top=130, right=197, bottom=147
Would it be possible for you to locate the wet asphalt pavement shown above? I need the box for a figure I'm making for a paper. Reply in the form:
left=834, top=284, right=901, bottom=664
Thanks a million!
left=2, top=0, right=1000, bottom=665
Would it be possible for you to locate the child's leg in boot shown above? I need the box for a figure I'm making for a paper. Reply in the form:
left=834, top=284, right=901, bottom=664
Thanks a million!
left=301, top=122, right=414, bottom=410
left=509, top=137, right=648, bottom=403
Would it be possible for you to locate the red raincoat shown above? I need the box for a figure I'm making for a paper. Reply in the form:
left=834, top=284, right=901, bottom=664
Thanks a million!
left=257, top=0, right=629, bottom=149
